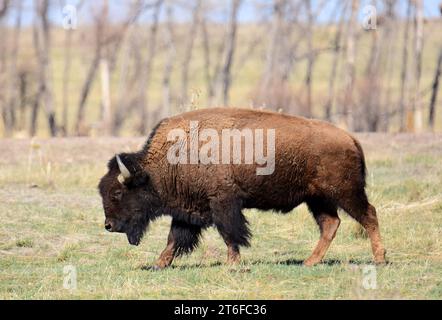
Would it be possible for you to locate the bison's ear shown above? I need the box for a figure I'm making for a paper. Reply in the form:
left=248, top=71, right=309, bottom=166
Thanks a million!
left=127, top=171, right=150, bottom=188
left=113, top=153, right=149, bottom=188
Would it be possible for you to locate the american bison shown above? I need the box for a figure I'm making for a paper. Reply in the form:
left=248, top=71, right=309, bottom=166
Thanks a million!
left=98, top=108, right=386, bottom=269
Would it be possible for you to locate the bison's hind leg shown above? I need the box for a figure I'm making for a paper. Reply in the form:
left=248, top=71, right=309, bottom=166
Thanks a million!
left=304, top=198, right=341, bottom=267
left=210, top=197, right=251, bottom=265
left=338, top=190, right=387, bottom=264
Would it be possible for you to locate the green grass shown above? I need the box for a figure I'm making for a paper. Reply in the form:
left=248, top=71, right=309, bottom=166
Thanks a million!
left=0, top=135, right=441, bottom=299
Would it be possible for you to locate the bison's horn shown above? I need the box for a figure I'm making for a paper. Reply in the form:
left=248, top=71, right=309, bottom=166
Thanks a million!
left=116, top=155, right=131, bottom=181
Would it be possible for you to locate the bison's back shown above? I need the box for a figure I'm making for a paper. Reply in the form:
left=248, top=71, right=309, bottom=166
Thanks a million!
left=147, top=108, right=366, bottom=213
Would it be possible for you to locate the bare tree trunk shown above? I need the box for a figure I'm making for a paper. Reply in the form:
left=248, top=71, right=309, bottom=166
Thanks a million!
left=76, top=52, right=101, bottom=135
left=220, top=0, right=242, bottom=106
left=429, top=48, right=442, bottom=131
left=201, top=14, right=225, bottom=105
left=111, top=26, right=140, bottom=136
left=379, top=0, right=397, bottom=132
left=280, top=1, right=314, bottom=83
left=231, top=33, right=261, bottom=80
left=111, top=55, right=130, bottom=135
left=365, top=33, right=381, bottom=132
left=303, top=0, right=314, bottom=118
left=30, top=100, right=40, bottom=137
left=4, top=0, right=22, bottom=135
left=162, top=5, right=175, bottom=118
left=0, top=0, right=11, bottom=136
left=100, top=58, right=112, bottom=135
left=100, top=0, right=150, bottom=136
left=324, top=2, right=347, bottom=121
left=41, top=2, right=56, bottom=137
left=180, top=0, right=202, bottom=106
left=342, top=0, right=359, bottom=131
left=137, top=0, right=162, bottom=135
left=62, top=27, right=72, bottom=136
left=201, top=15, right=214, bottom=103
left=105, top=0, right=148, bottom=76
left=0, top=0, right=9, bottom=17
left=75, top=0, right=114, bottom=136
left=17, top=71, right=28, bottom=131
left=34, top=0, right=57, bottom=137
left=262, top=0, right=285, bottom=91
left=61, top=0, right=83, bottom=136
left=255, top=0, right=305, bottom=112
left=362, top=0, right=382, bottom=132
left=75, top=35, right=102, bottom=135
left=398, top=0, right=412, bottom=132
left=30, top=15, right=40, bottom=137
left=411, top=0, right=424, bottom=132
left=76, top=0, right=147, bottom=136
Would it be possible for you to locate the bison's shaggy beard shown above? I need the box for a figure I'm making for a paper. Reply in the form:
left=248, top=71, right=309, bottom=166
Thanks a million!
left=124, top=192, right=163, bottom=246
left=124, top=212, right=153, bottom=246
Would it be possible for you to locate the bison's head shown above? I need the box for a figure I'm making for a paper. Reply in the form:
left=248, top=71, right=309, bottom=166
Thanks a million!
left=98, top=153, right=161, bottom=246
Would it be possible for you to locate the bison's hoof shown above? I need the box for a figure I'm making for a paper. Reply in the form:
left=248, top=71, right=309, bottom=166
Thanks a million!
left=152, top=265, right=165, bottom=271
left=229, top=266, right=251, bottom=273
left=374, top=259, right=388, bottom=266
left=374, top=249, right=387, bottom=265
left=142, top=265, right=166, bottom=271
left=303, top=259, right=319, bottom=267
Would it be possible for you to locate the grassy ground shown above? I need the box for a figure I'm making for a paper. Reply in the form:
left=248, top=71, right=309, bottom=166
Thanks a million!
left=0, top=134, right=441, bottom=299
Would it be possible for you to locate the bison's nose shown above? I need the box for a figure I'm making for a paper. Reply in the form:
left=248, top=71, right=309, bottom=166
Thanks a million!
left=105, top=223, right=113, bottom=232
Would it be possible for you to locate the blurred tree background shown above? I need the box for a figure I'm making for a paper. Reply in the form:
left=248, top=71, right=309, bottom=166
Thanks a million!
left=0, top=0, right=441, bottom=137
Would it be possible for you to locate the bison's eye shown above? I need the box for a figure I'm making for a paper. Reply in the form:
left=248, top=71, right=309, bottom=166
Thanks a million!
left=112, top=189, right=123, bottom=202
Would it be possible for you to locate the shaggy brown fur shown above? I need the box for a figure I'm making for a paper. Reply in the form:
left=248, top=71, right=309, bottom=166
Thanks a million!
left=98, top=108, right=386, bottom=269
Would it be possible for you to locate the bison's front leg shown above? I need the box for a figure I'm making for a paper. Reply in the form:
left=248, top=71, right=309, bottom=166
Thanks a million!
left=153, top=219, right=202, bottom=270
left=210, top=197, right=251, bottom=266
left=227, top=243, right=241, bottom=265
left=155, top=241, right=176, bottom=270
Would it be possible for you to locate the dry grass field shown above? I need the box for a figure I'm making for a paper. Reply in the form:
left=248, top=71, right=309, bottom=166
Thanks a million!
left=0, top=134, right=441, bottom=299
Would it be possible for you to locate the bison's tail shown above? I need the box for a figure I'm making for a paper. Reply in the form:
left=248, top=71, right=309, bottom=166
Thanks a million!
left=352, top=137, right=367, bottom=188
